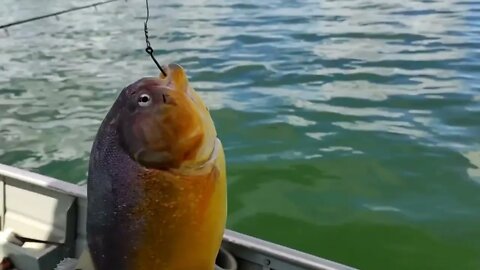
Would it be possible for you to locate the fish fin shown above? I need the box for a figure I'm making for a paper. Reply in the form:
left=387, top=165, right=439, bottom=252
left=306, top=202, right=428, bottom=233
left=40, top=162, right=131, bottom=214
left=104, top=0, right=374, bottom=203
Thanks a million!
left=76, top=247, right=95, bottom=270
left=54, top=248, right=94, bottom=270
left=54, top=258, right=78, bottom=270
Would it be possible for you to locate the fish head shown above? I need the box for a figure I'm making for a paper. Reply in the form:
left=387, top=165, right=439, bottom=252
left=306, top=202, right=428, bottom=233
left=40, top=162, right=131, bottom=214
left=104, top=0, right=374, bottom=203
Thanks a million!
left=116, top=63, right=217, bottom=170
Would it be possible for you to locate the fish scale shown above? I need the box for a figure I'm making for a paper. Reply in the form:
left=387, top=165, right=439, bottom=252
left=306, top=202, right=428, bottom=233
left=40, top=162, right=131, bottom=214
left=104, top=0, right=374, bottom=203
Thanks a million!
left=86, top=64, right=227, bottom=270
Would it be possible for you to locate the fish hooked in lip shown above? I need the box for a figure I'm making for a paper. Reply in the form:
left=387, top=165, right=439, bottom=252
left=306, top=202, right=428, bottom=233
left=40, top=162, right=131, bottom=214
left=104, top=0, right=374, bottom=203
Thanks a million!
left=86, top=63, right=227, bottom=270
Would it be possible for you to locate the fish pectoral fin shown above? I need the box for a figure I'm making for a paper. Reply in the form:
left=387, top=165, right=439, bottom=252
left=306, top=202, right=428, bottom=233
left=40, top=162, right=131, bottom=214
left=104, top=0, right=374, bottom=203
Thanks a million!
left=54, top=258, right=78, bottom=270
left=75, top=247, right=95, bottom=270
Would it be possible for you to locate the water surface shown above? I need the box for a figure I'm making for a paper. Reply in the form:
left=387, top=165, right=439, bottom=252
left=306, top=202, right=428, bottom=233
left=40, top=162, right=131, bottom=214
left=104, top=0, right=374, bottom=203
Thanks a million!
left=1, top=0, right=480, bottom=269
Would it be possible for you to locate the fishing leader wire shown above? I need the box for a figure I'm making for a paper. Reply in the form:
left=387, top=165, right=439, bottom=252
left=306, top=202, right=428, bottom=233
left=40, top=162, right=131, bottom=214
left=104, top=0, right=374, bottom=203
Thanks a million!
left=144, top=0, right=167, bottom=76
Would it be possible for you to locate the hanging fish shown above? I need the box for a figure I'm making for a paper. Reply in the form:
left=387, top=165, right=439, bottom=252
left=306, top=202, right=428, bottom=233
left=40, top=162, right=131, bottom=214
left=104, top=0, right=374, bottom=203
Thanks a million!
left=85, top=63, right=227, bottom=270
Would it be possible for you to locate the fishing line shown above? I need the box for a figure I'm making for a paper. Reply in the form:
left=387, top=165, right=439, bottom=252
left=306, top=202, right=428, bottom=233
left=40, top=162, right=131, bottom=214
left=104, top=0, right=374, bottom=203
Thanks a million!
left=144, top=0, right=167, bottom=76
left=0, top=0, right=120, bottom=31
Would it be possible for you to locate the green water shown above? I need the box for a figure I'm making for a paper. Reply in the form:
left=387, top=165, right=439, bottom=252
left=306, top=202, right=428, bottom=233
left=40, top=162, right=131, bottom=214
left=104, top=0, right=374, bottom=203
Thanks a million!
left=1, top=0, right=480, bottom=269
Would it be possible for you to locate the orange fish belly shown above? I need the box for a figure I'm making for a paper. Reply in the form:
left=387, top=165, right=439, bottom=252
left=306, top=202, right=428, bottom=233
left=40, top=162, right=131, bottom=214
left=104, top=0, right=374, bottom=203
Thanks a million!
left=129, top=143, right=227, bottom=270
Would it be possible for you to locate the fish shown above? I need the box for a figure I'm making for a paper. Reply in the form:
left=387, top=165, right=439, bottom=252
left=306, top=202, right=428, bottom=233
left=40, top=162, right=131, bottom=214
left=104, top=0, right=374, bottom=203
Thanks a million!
left=86, top=63, right=227, bottom=270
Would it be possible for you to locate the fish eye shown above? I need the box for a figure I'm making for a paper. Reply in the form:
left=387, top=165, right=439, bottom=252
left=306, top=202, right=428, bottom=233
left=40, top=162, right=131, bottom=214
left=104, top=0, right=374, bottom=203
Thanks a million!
left=138, top=94, right=152, bottom=107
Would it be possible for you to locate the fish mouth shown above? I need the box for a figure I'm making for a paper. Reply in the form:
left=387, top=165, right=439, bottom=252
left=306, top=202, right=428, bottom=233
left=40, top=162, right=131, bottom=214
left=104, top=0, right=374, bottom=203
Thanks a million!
left=134, top=138, right=220, bottom=174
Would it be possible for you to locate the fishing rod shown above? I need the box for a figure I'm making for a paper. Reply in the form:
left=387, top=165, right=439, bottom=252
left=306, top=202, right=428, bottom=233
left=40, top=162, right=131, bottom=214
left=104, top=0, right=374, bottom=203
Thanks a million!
left=0, top=0, right=123, bottom=32
left=1, top=0, right=165, bottom=76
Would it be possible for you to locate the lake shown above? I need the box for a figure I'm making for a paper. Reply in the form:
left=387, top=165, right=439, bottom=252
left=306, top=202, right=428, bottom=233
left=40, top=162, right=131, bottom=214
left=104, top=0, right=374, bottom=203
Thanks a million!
left=1, top=0, right=480, bottom=269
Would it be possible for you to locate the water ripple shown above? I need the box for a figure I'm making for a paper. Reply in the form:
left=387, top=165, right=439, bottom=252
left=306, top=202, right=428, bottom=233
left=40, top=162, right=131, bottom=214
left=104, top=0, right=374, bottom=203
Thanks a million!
left=1, top=0, right=480, bottom=269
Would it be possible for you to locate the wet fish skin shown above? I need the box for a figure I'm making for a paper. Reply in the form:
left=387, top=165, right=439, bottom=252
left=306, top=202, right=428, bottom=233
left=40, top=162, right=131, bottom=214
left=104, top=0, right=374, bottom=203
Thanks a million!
left=87, top=64, right=227, bottom=270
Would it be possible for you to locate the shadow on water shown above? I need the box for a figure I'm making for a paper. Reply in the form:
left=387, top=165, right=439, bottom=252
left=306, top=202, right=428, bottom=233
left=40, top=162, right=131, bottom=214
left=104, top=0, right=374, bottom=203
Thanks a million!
left=232, top=213, right=480, bottom=270
left=225, top=149, right=480, bottom=269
